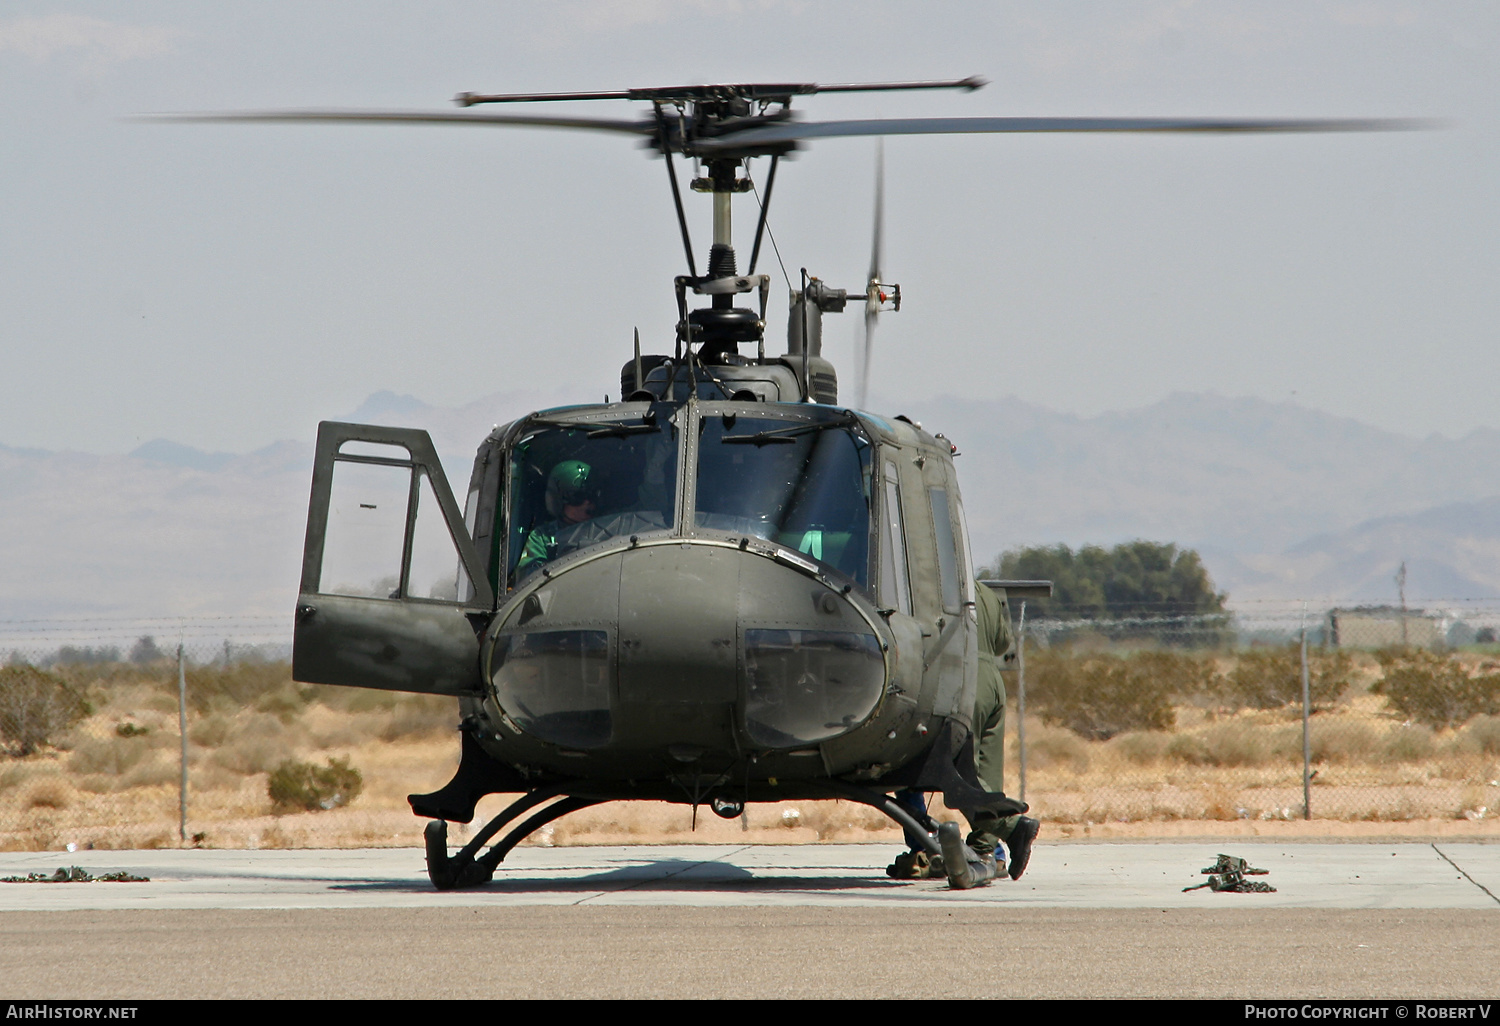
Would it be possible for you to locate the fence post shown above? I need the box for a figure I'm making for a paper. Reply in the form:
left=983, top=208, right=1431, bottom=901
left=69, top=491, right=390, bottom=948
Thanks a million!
left=177, top=643, right=188, bottom=843
left=1300, top=602, right=1312, bottom=821
left=1017, top=600, right=1027, bottom=805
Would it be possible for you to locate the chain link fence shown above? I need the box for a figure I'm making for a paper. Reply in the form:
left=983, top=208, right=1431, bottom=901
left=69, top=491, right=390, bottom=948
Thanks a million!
left=2, top=604, right=1497, bottom=851
left=1010, top=599, right=1500, bottom=828
left=0, top=617, right=459, bottom=852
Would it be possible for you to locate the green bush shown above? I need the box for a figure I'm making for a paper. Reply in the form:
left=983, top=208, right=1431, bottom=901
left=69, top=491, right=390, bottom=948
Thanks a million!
left=0, top=665, right=91, bottom=757
left=1372, top=650, right=1500, bottom=729
left=267, top=756, right=363, bottom=814
left=1214, top=645, right=1353, bottom=711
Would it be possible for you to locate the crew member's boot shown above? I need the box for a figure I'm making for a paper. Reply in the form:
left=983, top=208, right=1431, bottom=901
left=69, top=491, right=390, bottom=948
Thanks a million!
left=885, top=849, right=945, bottom=879
left=1004, top=816, right=1040, bottom=881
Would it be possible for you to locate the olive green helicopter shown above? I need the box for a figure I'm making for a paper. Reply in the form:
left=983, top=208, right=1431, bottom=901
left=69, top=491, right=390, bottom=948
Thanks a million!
left=174, top=79, right=1415, bottom=889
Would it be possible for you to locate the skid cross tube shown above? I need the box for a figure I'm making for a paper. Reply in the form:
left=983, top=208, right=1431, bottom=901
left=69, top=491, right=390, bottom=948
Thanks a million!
left=455, top=783, right=572, bottom=864
left=817, top=779, right=942, bottom=857
left=478, top=796, right=604, bottom=873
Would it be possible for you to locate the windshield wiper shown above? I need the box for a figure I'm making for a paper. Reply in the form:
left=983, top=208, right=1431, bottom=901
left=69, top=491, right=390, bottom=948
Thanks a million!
left=720, top=413, right=857, bottom=446
left=586, top=422, right=662, bottom=438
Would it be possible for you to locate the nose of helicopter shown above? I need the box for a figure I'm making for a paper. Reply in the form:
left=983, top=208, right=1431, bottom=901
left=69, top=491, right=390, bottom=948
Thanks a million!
left=487, top=540, right=886, bottom=756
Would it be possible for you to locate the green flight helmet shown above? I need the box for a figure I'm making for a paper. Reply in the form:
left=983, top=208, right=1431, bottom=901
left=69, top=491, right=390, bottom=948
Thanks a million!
left=545, top=459, right=594, bottom=517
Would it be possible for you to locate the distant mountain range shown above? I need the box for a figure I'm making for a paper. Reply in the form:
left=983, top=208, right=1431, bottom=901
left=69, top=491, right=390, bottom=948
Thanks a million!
left=887, top=392, right=1500, bottom=604
left=4, top=390, right=1498, bottom=624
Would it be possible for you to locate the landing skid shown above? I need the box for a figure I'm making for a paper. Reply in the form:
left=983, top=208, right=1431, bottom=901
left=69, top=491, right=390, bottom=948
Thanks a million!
left=424, top=787, right=600, bottom=890
left=419, top=780, right=943, bottom=890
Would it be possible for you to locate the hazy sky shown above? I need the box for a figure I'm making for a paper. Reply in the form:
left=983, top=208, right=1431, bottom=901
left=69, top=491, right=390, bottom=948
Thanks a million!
left=3, top=1, right=1496, bottom=455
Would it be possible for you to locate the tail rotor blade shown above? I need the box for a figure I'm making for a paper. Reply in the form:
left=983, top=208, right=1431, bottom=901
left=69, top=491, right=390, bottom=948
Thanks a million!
left=858, top=141, right=884, bottom=410
left=868, top=139, right=884, bottom=285
left=858, top=305, right=876, bottom=410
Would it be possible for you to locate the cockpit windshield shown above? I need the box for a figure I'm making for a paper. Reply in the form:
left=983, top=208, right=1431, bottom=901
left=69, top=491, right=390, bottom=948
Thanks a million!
left=507, top=418, right=678, bottom=585
left=695, top=414, right=873, bottom=586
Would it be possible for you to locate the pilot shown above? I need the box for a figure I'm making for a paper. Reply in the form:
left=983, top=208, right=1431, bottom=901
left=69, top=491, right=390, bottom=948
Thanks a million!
left=887, top=582, right=1040, bottom=885
left=516, top=459, right=597, bottom=574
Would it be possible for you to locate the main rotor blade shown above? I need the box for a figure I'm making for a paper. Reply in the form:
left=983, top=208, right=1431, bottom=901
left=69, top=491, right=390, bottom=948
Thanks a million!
left=456, top=77, right=986, bottom=106
left=143, top=109, right=655, bottom=136
left=693, top=115, right=1433, bottom=152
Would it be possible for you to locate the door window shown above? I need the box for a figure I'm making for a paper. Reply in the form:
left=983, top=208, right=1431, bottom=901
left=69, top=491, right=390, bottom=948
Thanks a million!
left=928, top=487, right=963, bottom=614
left=878, top=460, right=912, bottom=614
left=318, top=457, right=474, bottom=602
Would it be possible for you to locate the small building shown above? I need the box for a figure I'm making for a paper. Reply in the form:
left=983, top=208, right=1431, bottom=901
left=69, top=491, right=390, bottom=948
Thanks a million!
left=1327, top=606, right=1444, bottom=649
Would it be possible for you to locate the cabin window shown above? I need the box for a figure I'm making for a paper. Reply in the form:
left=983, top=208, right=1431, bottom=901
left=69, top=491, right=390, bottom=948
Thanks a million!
left=695, top=415, right=872, bottom=586
left=928, top=487, right=963, bottom=614
left=505, top=421, right=678, bottom=585
left=879, top=460, right=912, bottom=614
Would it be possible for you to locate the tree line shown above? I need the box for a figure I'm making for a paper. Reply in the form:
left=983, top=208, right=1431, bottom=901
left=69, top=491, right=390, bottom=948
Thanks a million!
left=981, top=540, right=1226, bottom=620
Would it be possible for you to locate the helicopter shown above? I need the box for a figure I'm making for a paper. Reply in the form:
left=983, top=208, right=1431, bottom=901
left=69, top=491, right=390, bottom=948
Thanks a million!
left=175, top=78, right=1416, bottom=890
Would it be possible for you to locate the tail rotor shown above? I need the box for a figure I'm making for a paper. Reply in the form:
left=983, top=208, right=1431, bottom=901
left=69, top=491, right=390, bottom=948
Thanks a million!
left=858, top=140, right=900, bottom=410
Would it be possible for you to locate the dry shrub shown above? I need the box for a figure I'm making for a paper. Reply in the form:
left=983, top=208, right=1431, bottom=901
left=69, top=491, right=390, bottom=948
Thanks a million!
left=1165, top=732, right=1210, bottom=764
left=1373, top=649, right=1500, bottom=729
left=22, top=776, right=74, bottom=810
left=1310, top=719, right=1379, bottom=763
left=1166, top=722, right=1279, bottom=767
left=74, top=774, right=120, bottom=795
left=189, top=714, right=232, bottom=749
left=1131, top=651, right=1220, bottom=697
left=308, top=718, right=365, bottom=750
left=193, top=762, right=247, bottom=792
left=268, top=756, right=362, bottom=813
left=1216, top=645, right=1353, bottom=711
left=184, top=661, right=294, bottom=714
left=0, top=665, right=91, bottom=757
left=1027, top=649, right=1206, bottom=740
left=1109, top=730, right=1171, bottom=765
left=67, top=737, right=151, bottom=776
left=140, top=692, right=180, bottom=715
left=0, top=762, right=33, bottom=791
left=379, top=697, right=458, bottom=742
left=1202, top=785, right=1245, bottom=821
left=1025, top=723, right=1090, bottom=771
left=327, top=687, right=398, bottom=714
left=783, top=801, right=890, bottom=840
left=211, top=736, right=291, bottom=776
left=1383, top=724, right=1436, bottom=762
left=255, top=683, right=314, bottom=724
left=1458, top=715, right=1500, bottom=756
left=121, top=756, right=178, bottom=789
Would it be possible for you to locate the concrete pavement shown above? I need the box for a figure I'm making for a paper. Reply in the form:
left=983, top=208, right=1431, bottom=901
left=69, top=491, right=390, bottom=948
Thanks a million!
left=3, top=842, right=1496, bottom=998
left=0, top=841, right=1496, bottom=910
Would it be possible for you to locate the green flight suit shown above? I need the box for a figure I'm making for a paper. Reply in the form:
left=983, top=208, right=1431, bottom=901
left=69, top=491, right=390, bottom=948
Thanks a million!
left=516, top=521, right=566, bottom=575
left=964, top=583, right=1021, bottom=856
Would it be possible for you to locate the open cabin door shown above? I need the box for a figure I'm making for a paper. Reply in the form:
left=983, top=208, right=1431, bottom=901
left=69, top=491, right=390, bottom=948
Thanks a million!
left=293, top=422, right=495, bottom=696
